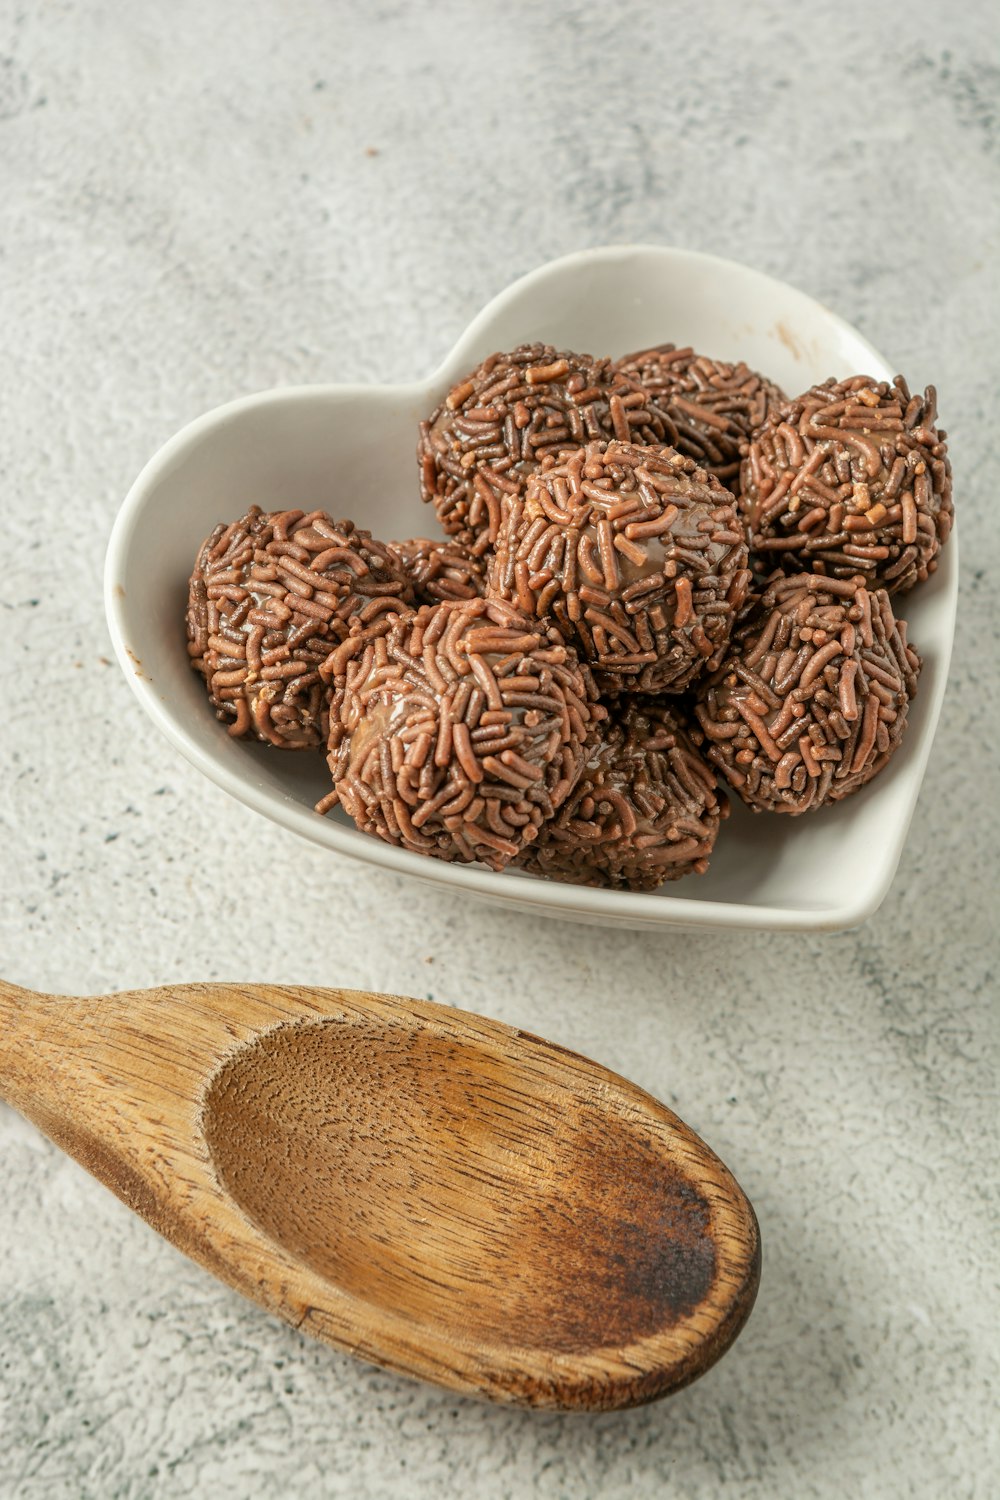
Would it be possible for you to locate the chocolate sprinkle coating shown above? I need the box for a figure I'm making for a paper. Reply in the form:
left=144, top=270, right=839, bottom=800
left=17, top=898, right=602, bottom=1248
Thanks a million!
left=615, top=344, right=785, bottom=490
left=319, top=597, right=604, bottom=870
left=692, top=572, right=921, bottom=814
left=516, top=699, right=727, bottom=890
left=390, top=535, right=486, bottom=605
left=487, top=438, right=751, bottom=695
left=186, top=506, right=414, bottom=749
left=418, top=344, right=673, bottom=555
left=740, top=375, right=953, bottom=595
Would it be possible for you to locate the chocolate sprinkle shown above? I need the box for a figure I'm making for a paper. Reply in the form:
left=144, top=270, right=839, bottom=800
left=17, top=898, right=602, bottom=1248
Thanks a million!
left=319, top=597, right=604, bottom=870
left=516, top=699, right=727, bottom=890
left=692, top=571, right=921, bottom=814
left=390, top=535, right=486, bottom=606
left=186, top=506, right=413, bottom=748
left=615, top=344, right=785, bottom=490
left=740, top=375, right=953, bottom=595
left=418, top=344, right=673, bottom=554
left=487, top=438, right=751, bottom=694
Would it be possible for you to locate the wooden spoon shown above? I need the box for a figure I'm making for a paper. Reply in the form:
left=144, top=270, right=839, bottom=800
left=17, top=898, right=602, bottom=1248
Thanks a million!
left=0, top=978, right=760, bottom=1411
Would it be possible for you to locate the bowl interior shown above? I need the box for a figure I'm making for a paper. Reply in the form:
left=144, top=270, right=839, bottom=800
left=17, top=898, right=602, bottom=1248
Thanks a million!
left=107, top=247, right=957, bottom=930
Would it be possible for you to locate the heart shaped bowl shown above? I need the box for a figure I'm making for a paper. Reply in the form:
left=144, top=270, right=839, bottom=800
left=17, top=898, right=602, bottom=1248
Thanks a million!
left=105, top=246, right=957, bottom=932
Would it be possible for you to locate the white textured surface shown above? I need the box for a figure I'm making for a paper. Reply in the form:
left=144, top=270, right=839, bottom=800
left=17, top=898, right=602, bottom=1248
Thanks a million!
left=1, top=2, right=997, bottom=1497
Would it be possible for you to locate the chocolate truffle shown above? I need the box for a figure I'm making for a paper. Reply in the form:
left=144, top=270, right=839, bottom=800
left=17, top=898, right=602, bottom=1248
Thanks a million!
left=487, top=439, right=751, bottom=694
left=615, top=344, right=785, bottom=490
left=187, top=506, right=414, bottom=749
left=417, top=343, right=672, bottom=555
left=390, top=535, right=486, bottom=605
left=740, top=375, right=953, bottom=595
left=516, top=699, right=727, bottom=890
left=692, top=572, right=921, bottom=814
left=319, top=597, right=604, bottom=870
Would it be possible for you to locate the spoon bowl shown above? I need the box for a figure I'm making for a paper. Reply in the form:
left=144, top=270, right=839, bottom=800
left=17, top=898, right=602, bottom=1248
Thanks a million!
left=0, top=978, right=759, bottom=1410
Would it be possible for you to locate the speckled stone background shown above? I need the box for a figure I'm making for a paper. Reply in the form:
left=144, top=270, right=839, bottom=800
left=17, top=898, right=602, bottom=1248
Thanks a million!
left=1, top=2, right=997, bottom=1496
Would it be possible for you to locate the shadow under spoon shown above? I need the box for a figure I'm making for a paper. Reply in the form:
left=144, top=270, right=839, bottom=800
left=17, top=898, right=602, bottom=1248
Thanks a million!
left=0, top=979, right=760, bottom=1410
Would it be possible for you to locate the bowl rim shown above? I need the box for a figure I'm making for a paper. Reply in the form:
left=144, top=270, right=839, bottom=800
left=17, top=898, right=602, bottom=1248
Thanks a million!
left=104, top=243, right=958, bottom=932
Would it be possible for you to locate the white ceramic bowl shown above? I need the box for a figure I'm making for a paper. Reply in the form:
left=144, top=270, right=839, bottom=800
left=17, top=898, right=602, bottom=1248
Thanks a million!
left=105, top=246, right=957, bottom=932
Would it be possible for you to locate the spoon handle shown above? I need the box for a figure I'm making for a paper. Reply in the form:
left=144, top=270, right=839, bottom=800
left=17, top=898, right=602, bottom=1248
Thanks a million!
left=0, top=981, right=86, bottom=1110
left=0, top=983, right=123, bottom=1172
left=0, top=979, right=352, bottom=1218
left=0, top=977, right=47, bottom=1030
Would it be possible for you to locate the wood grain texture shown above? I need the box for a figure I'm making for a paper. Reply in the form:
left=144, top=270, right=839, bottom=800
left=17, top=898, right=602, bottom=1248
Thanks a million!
left=0, top=979, right=760, bottom=1410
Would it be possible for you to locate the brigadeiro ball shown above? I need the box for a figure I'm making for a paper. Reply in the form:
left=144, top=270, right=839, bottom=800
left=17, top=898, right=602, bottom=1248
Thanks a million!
left=318, top=597, right=604, bottom=870
left=417, top=343, right=672, bottom=555
left=186, top=506, right=414, bottom=749
left=390, top=535, right=486, bottom=605
left=487, top=438, right=751, bottom=694
left=740, top=375, right=953, bottom=595
left=614, top=344, right=785, bottom=492
left=516, top=699, right=728, bottom=891
left=692, top=572, right=921, bottom=814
